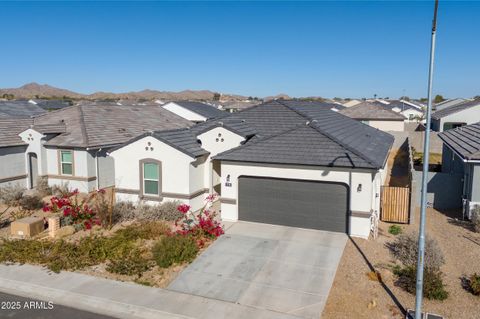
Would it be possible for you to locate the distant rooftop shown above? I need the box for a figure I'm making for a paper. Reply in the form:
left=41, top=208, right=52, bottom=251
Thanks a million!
left=339, top=102, right=405, bottom=120
left=0, top=100, right=46, bottom=118
left=173, top=101, right=225, bottom=119
left=432, top=99, right=480, bottom=120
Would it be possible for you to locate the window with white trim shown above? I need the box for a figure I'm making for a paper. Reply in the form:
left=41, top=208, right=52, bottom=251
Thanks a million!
left=60, top=150, right=73, bottom=175
left=143, top=162, right=159, bottom=195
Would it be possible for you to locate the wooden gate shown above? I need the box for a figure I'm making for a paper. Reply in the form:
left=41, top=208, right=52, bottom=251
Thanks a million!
left=381, top=186, right=410, bottom=223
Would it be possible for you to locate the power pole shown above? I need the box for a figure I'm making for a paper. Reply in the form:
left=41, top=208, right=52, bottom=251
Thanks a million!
left=415, top=1, right=439, bottom=318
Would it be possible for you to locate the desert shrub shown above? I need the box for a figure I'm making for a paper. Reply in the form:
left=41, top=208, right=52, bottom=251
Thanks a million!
left=394, top=266, right=448, bottom=300
left=471, top=205, right=480, bottom=233
left=18, top=195, right=44, bottom=210
left=0, top=185, right=25, bottom=206
left=465, top=273, right=480, bottom=296
left=0, top=221, right=170, bottom=273
left=112, top=200, right=183, bottom=223
left=388, top=225, right=402, bottom=235
left=138, top=201, right=183, bottom=221
left=51, top=183, right=71, bottom=198
left=35, top=177, right=52, bottom=197
left=106, top=250, right=152, bottom=276
left=112, top=201, right=137, bottom=223
left=10, top=209, right=34, bottom=221
left=152, top=235, right=199, bottom=268
left=388, top=231, right=444, bottom=271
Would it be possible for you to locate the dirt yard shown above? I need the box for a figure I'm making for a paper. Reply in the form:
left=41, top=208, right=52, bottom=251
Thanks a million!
left=322, top=208, right=480, bottom=319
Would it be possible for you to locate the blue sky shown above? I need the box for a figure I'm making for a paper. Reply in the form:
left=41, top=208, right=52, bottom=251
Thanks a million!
left=1, top=1, right=479, bottom=98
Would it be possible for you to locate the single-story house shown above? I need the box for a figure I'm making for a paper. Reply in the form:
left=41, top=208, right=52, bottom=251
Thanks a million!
left=110, top=100, right=394, bottom=238
left=218, top=101, right=261, bottom=113
left=372, top=100, right=424, bottom=122
left=342, top=99, right=362, bottom=107
left=0, top=103, right=192, bottom=191
left=431, top=99, right=480, bottom=132
left=434, top=98, right=471, bottom=111
left=162, top=101, right=225, bottom=123
left=340, top=101, right=406, bottom=131
left=0, top=100, right=46, bottom=118
left=439, top=122, right=480, bottom=218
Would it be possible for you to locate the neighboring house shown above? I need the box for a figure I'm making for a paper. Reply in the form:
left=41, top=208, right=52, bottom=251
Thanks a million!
left=0, top=100, right=46, bottom=118
left=0, top=103, right=192, bottom=192
left=372, top=100, right=424, bottom=122
left=431, top=99, right=480, bottom=132
left=0, top=118, right=35, bottom=188
left=30, top=99, right=72, bottom=110
left=342, top=99, right=362, bottom=107
left=339, top=102, right=406, bottom=131
left=439, top=122, right=480, bottom=218
left=434, top=98, right=471, bottom=111
left=162, top=101, right=225, bottom=122
left=219, top=101, right=260, bottom=113
left=111, top=100, right=393, bottom=239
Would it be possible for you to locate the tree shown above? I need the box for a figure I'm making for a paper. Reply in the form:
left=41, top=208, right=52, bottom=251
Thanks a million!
left=434, top=94, right=445, bottom=103
left=400, top=96, right=410, bottom=101
left=213, top=93, right=221, bottom=101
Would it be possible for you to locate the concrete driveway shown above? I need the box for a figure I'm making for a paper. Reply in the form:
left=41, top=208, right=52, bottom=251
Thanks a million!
left=168, top=222, right=347, bottom=318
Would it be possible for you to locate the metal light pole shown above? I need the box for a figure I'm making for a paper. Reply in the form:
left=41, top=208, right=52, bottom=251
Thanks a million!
left=415, top=1, right=439, bottom=318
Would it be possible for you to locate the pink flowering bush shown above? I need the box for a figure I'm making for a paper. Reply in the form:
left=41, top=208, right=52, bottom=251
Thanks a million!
left=175, top=194, right=224, bottom=244
left=43, top=188, right=103, bottom=230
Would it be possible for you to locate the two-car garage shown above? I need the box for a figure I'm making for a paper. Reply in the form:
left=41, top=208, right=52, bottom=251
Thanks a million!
left=238, top=176, right=349, bottom=233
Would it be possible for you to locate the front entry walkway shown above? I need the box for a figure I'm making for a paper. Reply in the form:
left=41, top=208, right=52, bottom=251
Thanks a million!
left=168, top=222, right=347, bottom=318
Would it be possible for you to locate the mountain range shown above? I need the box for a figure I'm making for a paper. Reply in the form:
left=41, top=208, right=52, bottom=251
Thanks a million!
left=0, top=83, right=290, bottom=102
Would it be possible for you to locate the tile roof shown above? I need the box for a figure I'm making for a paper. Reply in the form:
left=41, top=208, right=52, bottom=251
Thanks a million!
left=0, top=118, right=32, bottom=147
left=0, top=101, right=46, bottom=118
left=432, top=99, right=480, bottom=120
left=339, top=102, right=406, bottom=120
left=214, top=100, right=394, bottom=169
left=439, top=122, right=480, bottom=160
left=173, top=101, right=225, bottom=119
left=189, top=117, right=257, bottom=138
left=33, top=103, right=193, bottom=148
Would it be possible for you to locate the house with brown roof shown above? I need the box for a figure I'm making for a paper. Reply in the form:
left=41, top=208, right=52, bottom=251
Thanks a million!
left=0, top=102, right=192, bottom=191
left=339, top=101, right=406, bottom=131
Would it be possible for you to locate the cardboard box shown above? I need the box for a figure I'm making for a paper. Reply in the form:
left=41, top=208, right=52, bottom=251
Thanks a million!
left=10, top=217, right=44, bottom=238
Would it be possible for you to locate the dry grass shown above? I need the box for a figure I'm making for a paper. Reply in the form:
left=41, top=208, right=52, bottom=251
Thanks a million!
left=322, top=208, right=480, bottom=319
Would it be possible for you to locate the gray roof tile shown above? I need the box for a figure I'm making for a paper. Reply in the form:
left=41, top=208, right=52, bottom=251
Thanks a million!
left=439, top=122, right=480, bottom=160
left=0, top=118, right=32, bottom=147
left=432, top=99, right=480, bottom=120
left=0, top=101, right=46, bottom=118
left=174, top=101, right=225, bottom=119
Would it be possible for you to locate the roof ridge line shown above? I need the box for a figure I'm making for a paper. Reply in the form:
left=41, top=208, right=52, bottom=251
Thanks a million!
left=77, top=105, right=89, bottom=147
left=277, top=100, right=379, bottom=168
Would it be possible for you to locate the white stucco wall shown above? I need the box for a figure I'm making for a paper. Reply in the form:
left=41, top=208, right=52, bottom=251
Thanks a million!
left=162, top=102, right=207, bottom=122
left=437, top=105, right=480, bottom=132
left=197, top=127, right=246, bottom=192
left=401, top=109, right=423, bottom=122
left=110, top=135, right=208, bottom=211
left=219, top=161, right=377, bottom=238
left=368, top=120, right=405, bottom=132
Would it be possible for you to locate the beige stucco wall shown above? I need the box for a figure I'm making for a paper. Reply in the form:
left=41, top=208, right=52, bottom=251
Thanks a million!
left=368, top=120, right=405, bottom=132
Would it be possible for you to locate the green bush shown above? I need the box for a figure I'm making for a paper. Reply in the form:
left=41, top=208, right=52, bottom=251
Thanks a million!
left=467, top=273, right=480, bottom=296
left=0, top=222, right=170, bottom=274
left=152, top=235, right=199, bottom=268
left=19, top=195, right=44, bottom=210
left=106, top=250, right=152, bottom=276
left=388, top=225, right=402, bottom=235
left=394, top=266, right=448, bottom=300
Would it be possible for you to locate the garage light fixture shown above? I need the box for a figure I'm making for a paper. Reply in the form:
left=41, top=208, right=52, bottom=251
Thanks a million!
left=357, top=184, right=362, bottom=192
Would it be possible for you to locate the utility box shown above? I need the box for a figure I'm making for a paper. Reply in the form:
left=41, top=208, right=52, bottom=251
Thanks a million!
left=10, top=217, right=44, bottom=238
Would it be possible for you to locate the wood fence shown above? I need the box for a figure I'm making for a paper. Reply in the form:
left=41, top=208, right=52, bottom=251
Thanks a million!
left=381, top=186, right=410, bottom=223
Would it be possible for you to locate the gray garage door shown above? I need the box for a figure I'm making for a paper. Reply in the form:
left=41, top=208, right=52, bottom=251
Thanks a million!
left=238, top=176, right=349, bottom=233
